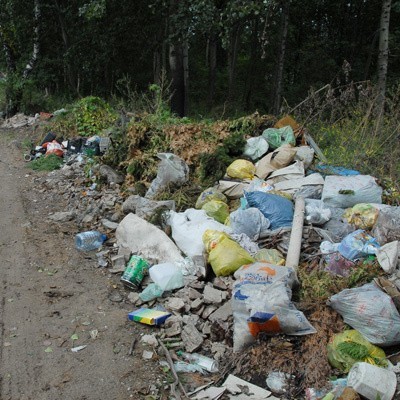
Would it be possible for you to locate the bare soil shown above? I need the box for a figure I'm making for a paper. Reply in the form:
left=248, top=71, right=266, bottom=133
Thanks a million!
left=0, top=128, right=168, bottom=400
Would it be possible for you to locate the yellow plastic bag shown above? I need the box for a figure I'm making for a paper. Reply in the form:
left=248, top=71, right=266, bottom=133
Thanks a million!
left=344, top=203, right=379, bottom=230
left=202, top=230, right=254, bottom=276
left=327, top=330, right=387, bottom=373
left=226, top=159, right=256, bottom=180
left=254, top=249, right=285, bottom=266
left=195, top=187, right=227, bottom=209
left=202, top=200, right=230, bottom=224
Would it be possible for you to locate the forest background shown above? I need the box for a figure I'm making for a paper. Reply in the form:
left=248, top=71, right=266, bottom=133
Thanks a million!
left=1, top=0, right=400, bottom=190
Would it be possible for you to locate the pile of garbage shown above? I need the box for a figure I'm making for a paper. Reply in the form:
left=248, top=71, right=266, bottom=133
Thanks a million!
left=30, top=114, right=400, bottom=399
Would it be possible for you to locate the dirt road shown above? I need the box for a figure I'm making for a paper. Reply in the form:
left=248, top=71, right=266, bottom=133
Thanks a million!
left=0, top=129, right=164, bottom=400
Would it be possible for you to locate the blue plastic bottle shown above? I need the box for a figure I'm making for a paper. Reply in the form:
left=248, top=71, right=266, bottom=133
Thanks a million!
left=75, top=231, right=107, bottom=252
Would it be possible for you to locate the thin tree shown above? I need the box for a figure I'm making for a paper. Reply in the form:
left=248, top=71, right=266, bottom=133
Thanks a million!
left=376, top=0, right=392, bottom=115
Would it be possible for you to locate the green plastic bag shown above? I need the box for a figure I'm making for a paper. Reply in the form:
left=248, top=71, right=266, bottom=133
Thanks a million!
left=203, top=230, right=254, bottom=276
left=262, top=126, right=295, bottom=150
left=327, top=330, right=387, bottom=373
left=202, top=200, right=230, bottom=224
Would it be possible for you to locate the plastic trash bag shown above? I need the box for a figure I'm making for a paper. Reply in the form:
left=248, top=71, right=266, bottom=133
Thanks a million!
left=305, top=199, right=332, bottom=225
left=247, top=178, right=274, bottom=193
left=226, top=159, right=256, bottom=180
left=376, top=241, right=399, bottom=273
left=45, top=140, right=64, bottom=157
left=232, top=263, right=316, bottom=352
left=201, top=200, right=230, bottom=224
left=338, top=229, right=380, bottom=261
left=202, top=230, right=254, bottom=276
left=195, top=187, right=227, bottom=209
left=327, top=330, right=387, bottom=372
left=294, top=146, right=315, bottom=169
left=324, top=252, right=355, bottom=277
left=230, top=233, right=260, bottom=256
left=166, top=209, right=232, bottom=260
left=245, top=191, right=294, bottom=230
left=344, top=203, right=379, bottom=230
left=255, top=143, right=297, bottom=180
left=254, top=249, right=285, bottom=265
left=262, top=126, right=296, bottom=150
left=229, top=208, right=271, bottom=240
left=372, top=206, right=400, bottom=245
left=145, top=153, right=189, bottom=199
left=243, top=136, right=269, bottom=160
left=321, top=207, right=354, bottom=243
left=321, top=175, right=382, bottom=208
left=329, top=282, right=400, bottom=346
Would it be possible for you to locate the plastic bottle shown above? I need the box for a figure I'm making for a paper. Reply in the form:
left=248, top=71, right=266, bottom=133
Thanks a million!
left=180, top=352, right=218, bottom=373
left=75, top=231, right=107, bottom=252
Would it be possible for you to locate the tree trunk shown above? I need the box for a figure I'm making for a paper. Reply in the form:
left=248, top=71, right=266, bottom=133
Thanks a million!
left=207, top=32, right=217, bottom=109
left=272, top=0, right=290, bottom=115
left=0, top=30, right=16, bottom=73
left=23, top=0, right=41, bottom=79
left=227, top=24, right=241, bottom=100
left=244, top=20, right=259, bottom=111
left=169, top=42, right=186, bottom=117
left=54, top=0, right=79, bottom=94
left=168, top=0, right=187, bottom=117
left=376, top=0, right=392, bottom=115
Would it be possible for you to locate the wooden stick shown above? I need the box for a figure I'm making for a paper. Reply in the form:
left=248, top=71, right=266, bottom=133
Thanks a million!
left=158, top=339, right=188, bottom=399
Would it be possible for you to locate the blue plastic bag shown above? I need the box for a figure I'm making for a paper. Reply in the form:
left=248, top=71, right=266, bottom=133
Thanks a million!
left=244, top=191, right=293, bottom=230
left=338, top=229, right=380, bottom=261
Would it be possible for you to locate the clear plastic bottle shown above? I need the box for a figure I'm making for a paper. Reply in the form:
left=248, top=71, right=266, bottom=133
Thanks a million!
left=180, top=352, right=219, bottom=373
left=75, top=231, right=107, bottom=252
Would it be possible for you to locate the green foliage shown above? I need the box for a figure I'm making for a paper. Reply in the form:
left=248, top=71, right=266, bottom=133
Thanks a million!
left=48, top=96, right=118, bottom=139
left=336, top=341, right=370, bottom=361
left=198, top=122, right=247, bottom=183
left=298, top=260, right=383, bottom=302
left=73, top=96, right=118, bottom=137
left=27, top=154, right=63, bottom=171
left=303, top=82, right=400, bottom=187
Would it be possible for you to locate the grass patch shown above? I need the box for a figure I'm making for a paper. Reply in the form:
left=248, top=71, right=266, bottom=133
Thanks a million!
left=27, top=154, right=64, bottom=171
left=298, top=258, right=383, bottom=302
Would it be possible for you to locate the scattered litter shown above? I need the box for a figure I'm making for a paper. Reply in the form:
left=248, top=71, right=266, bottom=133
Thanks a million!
left=142, top=350, right=154, bottom=360
left=89, top=329, right=99, bottom=340
left=222, top=374, right=274, bottom=399
left=71, top=345, right=87, bottom=352
left=128, top=308, right=171, bottom=326
left=329, top=283, right=400, bottom=345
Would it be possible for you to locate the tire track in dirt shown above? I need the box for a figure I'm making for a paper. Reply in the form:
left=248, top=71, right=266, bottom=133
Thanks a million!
left=0, top=130, right=168, bottom=400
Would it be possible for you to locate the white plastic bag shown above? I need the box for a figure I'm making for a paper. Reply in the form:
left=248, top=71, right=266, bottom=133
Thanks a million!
left=167, top=209, right=232, bottom=260
left=322, top=175, right=382, bottom=208
left=232, top=263, right=316, bottom=352
left=145, top=153, right=189, bottom=199
left=329, top=283, right=400, bottom=346
left=243, top=136, right=269, bottom=160
left=230, top=208, right=271, bottom=240
left=305, top=199, right=332, bottom=225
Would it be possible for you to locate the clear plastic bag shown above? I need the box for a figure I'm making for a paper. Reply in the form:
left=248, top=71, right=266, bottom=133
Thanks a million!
left=338, top=229, right=380, bottom=261
left=145, top=153, right=189, bottom=199
left=329, top=283, right=400, bottom=346
left=229, top=208, right=271, bottom=240
left=232, top=263, right=315, bottom=352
